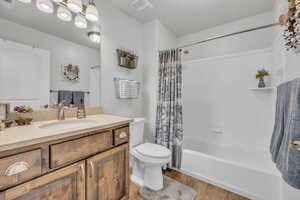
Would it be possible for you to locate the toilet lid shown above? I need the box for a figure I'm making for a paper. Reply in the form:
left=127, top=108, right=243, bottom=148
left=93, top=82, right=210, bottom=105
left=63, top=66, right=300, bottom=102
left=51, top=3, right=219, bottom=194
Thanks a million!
left=135, top=143, right=171, bottom=158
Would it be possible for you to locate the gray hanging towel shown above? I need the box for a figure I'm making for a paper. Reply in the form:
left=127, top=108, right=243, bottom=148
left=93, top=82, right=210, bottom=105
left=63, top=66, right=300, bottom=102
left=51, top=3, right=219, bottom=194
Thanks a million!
left=270, top=78, right=300, bottom=189
left=73, top=91, right=85, bottom=105
left=57, top=90, right=73, bottom=106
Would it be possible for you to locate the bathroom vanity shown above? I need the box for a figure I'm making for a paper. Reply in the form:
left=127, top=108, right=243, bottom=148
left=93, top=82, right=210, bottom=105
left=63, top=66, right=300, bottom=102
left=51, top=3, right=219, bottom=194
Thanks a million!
left=0, top=114, right=131, bottom=200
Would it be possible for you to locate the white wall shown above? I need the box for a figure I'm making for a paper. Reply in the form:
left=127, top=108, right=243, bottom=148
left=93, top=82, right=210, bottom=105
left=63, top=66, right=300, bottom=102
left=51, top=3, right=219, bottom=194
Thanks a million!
left=142, top=20, right=159, bottom=142
left=157, top=21, right=178, bottom=51
left=177, top=12, right=277, bottom=152
left=182, top=49, right=275, bottom=152
left=142, top=20, right=177, bottom=142
left=0, top=17, right=100, bottom=107
left=179, top=12, right=275, bottom=61
left=99, top=0, right=144, bottom=118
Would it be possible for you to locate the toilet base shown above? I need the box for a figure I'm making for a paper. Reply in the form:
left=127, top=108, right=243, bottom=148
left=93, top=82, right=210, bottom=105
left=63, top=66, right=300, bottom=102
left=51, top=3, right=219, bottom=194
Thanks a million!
left=131, top=164, right=164, bottom=191
left=130, top=145, right=171, bottom=191
left=144, top=165, right=164, bottom=191
left=131, top=154, right=165, bottom=191
left=131, top=174, right=144, bottom=186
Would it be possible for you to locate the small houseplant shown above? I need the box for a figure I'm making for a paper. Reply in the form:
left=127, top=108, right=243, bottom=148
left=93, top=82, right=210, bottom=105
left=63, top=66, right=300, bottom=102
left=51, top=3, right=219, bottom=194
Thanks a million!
left=14, top=105, right=33, bottom=125
left=116, top=49, right=138, bottom=69
left=256, top=69, right=270, bottom=88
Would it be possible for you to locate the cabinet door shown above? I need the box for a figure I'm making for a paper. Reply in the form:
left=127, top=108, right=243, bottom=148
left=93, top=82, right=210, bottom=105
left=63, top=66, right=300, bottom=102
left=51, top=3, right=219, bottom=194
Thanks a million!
left=87, top=144, right=129, bottom=200
left=0, top=161, right=85, bottom=200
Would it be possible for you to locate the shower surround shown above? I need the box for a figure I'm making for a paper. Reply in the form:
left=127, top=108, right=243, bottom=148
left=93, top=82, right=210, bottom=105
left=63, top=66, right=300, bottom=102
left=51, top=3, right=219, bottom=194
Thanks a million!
left=180, top=48, right=281, bottom=200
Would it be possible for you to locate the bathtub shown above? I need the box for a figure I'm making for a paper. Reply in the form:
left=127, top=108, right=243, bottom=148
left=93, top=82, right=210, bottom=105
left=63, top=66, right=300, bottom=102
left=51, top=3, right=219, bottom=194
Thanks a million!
left=181, top=142, right=281, bottom=200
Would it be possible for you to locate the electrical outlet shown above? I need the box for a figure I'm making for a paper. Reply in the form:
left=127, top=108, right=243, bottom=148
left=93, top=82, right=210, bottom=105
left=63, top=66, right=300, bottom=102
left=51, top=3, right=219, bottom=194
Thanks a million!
left=212, top=128, right=223, bottom=134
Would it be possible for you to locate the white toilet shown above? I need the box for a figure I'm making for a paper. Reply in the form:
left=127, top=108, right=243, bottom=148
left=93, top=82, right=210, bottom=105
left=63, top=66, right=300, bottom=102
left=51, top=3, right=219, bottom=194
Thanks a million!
left=130, top=118, right=171, bottom=191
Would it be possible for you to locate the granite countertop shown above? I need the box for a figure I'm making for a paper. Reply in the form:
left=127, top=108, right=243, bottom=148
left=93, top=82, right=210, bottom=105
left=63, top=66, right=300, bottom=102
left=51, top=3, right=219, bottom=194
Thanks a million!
left=0, top=114, right=132, bottom=152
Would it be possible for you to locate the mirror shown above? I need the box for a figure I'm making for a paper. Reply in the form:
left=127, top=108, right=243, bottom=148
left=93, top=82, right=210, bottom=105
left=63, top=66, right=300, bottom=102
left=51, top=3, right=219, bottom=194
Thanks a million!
left=0, top=0, right=101, bottom=110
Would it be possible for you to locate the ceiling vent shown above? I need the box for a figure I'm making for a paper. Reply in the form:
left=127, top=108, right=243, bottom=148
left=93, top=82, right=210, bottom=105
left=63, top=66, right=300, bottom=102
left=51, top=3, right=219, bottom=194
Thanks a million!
left=0, top=0, right=15, bottom=8
left=130, top=0, right=153, bottom=12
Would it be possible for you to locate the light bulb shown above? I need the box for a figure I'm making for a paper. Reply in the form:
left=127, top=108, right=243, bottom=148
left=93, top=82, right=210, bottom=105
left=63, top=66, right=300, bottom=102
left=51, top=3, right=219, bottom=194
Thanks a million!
left=74, top=14, right=87, bottom=29
left=36, top=0, right=54, bottom=13
left=67, top=0, right=82, bottom=13
left=88, top=32, right=100, bottom=43
left=17, top=0, right=31, bottom=3
left=85, top=2, right=99, bottom=22
left=57, top=6, right=72, bottom=22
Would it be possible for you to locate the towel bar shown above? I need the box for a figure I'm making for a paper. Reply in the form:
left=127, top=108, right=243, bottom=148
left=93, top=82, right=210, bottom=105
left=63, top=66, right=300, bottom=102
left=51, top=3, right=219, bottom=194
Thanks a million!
left=50, top=90, right=90, bottom=94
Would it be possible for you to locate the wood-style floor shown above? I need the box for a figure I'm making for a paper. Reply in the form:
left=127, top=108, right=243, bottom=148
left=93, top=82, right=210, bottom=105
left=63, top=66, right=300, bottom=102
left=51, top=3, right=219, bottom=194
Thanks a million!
left=129, top=169, right=250, bottom=200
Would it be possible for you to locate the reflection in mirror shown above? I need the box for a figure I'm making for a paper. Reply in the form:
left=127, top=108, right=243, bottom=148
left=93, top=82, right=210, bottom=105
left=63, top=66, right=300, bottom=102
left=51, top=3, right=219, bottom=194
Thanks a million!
left=0, top=0, right=101, bottom=110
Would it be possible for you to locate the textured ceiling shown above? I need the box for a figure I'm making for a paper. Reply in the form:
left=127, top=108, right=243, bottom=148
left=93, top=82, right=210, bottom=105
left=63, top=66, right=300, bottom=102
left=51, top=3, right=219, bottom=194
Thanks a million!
left=112, top=0, right=276, bottom=36
left=0, top=0, right=276, bottom=47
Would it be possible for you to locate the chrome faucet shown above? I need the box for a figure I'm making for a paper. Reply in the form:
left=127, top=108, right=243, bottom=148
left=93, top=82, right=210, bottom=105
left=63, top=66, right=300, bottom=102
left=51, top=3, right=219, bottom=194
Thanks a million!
left=57, top=101, right=66, bottom=120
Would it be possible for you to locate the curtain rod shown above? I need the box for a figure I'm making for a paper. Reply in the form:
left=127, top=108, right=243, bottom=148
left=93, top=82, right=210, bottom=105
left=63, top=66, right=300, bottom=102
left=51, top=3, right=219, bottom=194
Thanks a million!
left=178, top=23, right=280, bottom=51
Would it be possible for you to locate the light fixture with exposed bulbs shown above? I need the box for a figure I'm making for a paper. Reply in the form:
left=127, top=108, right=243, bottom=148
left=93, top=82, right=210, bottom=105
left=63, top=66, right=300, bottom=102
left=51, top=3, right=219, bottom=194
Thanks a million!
left=57, top=6, right=72, bottom=22
left=17, top=0, right=100, bottom=33
left=67, top=0, right=82, bottom=13
left=87, top=31, right=100, bottom=43
left=85, top=0, right=99, bottom=22
left=74, top=14, right=87, bottom=29
left=17, top=0, right=31, bottom=3
left=36, top=0, right=54, bottom=13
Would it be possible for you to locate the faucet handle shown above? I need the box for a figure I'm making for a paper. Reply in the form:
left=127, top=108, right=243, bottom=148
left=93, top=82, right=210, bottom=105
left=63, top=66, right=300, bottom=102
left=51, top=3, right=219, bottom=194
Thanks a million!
left=77, top=103, right=86, bottom=119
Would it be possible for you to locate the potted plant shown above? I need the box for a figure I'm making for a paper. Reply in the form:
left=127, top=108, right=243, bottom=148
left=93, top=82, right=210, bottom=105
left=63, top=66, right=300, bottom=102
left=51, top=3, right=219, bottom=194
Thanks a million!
left=126, top=51, right=138, bottom=68
left=116, top=49, right=138, bottom=69
left=117, top=49, right=128, bottom=66
left=14, top=105, right=33, bottom=126
left=256, top=69, right=270, bottom=88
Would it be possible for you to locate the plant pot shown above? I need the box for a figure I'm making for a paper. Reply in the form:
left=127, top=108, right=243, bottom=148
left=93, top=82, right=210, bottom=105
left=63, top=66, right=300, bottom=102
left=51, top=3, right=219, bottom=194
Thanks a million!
left=128, top=57, right=138, bottom=69
left=258, top=77, right=266, bottom=88
left=15, top=113, right=33, bottom=126
left=119, top=57, right=127, bottom=66
left=15, top=118, right=33, bottom=126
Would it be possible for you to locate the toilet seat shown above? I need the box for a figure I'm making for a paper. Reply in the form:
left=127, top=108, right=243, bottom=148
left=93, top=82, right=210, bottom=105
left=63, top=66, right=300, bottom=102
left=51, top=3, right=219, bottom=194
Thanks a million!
left=131, top=143, right=171, bottom=165
left=135, top=143, right=171, bottom=159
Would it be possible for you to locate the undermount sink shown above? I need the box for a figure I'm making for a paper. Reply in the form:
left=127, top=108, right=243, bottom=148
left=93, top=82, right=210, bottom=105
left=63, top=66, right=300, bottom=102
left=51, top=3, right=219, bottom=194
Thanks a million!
left=39, top=120, right=96, bottom=130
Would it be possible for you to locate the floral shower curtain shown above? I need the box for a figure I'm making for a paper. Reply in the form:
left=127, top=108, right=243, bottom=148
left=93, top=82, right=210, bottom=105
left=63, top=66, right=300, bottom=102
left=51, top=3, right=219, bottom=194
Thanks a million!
left=155, top=48, right=183, bottom=169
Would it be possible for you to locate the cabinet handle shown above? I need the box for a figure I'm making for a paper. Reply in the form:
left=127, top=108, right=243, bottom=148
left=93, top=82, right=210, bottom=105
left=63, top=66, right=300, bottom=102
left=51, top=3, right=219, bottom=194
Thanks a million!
left=5, top=161, right=30, bottom=176
left=119, top=132, right=127, bottom=139
left=80, top=165, right=85, bottom=182
left=89, top=161, right=94, bottom=178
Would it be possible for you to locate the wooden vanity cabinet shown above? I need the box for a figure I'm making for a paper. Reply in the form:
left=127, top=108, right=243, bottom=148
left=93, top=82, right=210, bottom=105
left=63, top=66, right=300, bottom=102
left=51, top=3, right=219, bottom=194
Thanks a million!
left=0, top=124, right=130, bottom=200
left=0, top=149, right=42, bottom=190
left=87, top=144, right=129, bottom=200
left=50, top=131, right=113, bottom=168
left=0, top=161, right=86, bottom=200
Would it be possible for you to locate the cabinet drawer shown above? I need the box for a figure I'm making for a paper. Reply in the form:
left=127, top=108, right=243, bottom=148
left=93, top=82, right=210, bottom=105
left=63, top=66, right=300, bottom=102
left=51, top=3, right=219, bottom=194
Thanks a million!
left=0, top=149, right=42, bottom=190
left=50, top=131, right=113, bottom=168
left=114, top=126, right=129, bottom=146
left=1, top=161, right=85, bottom=200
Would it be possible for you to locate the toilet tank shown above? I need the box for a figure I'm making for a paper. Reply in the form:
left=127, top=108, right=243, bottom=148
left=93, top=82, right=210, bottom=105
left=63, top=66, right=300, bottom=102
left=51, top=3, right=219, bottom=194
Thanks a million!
left=130, top=118, right=145, bottom=148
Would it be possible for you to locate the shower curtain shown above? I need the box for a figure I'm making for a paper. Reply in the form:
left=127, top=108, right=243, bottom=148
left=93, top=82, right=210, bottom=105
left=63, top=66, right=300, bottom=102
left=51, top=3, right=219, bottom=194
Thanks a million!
left=155, top=49, right=183, bottom=169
